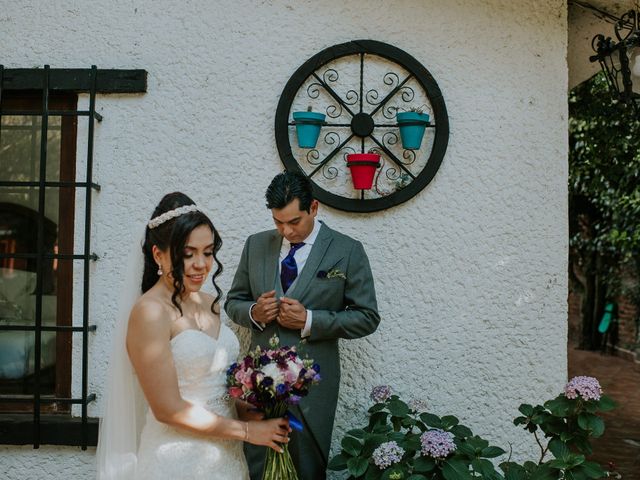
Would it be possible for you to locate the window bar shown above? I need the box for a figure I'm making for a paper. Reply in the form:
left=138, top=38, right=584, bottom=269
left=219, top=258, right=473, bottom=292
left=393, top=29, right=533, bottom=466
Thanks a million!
left=0, top=65, right=3, bottom=148
left=80, top=65, right=98, bottom=449
left=31, top=65, right=51, bottom=449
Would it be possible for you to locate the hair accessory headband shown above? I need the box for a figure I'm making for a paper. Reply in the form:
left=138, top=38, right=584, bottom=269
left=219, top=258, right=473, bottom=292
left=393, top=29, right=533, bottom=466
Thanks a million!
left=148, top=205, right=201, bottom=229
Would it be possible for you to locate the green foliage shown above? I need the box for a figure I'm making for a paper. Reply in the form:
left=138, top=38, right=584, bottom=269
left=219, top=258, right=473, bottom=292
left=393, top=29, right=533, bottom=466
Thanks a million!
left=330, top=387, right=616, bottom=480
left=568, top=72, right=640, bottom=305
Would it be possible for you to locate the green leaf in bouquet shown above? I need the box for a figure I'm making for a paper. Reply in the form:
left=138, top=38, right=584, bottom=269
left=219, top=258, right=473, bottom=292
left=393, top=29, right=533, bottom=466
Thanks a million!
left=389, top=431, right=406, bottom=443
left=442, top=458, right=473, bottom=480
left=406, top=475, right=428, bottom=480
left=348, top=456, right=370, bottom=477
left=328, top=453, right=349, bottom=471
left=522, top=461, right=537, bottom=472
left=412, top=456, right=436, bottom=473
left=388, top=399, right=410, bottom=417
left=518, top=404, right=534, bottom=417
left=348, top=428, right=368, bottom=439
left=596, top=395, right=616, bottom=412
left=342, top=436, right=363, bottom=457
left=450, top=425, right=473, bottom=439
left=577, top=413, right=605, bottom=437
left=372, top=423, right=393, bottom=434
left=420, top=412, right=443, bottom=428
left=481, top=446, right=506, bottom=458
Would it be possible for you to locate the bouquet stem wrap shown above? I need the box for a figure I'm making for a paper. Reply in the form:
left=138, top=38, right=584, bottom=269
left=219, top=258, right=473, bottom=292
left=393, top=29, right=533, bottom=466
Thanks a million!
left=262, top=402, right=298, bottom=480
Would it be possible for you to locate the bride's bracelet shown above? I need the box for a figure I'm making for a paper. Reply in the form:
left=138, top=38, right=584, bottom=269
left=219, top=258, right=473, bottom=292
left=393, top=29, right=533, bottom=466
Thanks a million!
left=244, top=422, right=249, bottom=441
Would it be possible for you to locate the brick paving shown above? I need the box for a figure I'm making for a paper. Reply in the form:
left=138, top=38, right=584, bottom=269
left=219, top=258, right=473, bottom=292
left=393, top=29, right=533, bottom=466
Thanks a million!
left=568, top=347, right=640, bottom=479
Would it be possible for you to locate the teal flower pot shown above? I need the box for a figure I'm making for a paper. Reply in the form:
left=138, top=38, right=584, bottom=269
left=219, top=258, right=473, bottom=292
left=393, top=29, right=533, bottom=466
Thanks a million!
left=293, top=111, right=326, bottom=148
left=396, top=111, right=430, bottom=150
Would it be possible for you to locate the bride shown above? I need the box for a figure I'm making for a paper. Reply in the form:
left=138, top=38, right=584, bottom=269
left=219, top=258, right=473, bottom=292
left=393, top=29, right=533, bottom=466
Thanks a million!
left=96, top=192, right=290, bottom=479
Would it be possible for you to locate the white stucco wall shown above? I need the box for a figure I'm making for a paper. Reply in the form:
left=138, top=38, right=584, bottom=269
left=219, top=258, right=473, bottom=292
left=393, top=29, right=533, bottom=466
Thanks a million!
left=0, top=0, right=568, bottom=478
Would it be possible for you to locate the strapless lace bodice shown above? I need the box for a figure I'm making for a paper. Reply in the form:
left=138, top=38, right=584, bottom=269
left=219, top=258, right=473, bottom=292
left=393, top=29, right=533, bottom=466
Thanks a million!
left=135, top=323, right=249, bottom=479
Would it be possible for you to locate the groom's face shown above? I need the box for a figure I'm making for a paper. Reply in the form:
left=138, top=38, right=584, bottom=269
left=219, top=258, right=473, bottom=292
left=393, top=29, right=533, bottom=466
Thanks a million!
left=271, top=198, right=318, bottom=244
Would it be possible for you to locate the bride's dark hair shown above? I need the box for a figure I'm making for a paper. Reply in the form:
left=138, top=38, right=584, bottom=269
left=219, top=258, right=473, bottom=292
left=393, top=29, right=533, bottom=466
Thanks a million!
left=142, top=192, right=223, bottom=314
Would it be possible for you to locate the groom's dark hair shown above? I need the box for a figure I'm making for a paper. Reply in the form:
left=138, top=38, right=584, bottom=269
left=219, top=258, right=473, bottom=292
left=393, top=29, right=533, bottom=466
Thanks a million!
left=265, top=171, right=314, bottom=212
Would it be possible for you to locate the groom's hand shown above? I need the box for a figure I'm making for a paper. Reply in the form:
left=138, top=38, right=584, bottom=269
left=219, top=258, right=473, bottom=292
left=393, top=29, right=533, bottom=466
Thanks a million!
left=252, top=290, right=279, bottom=324
left=277, top=297, right=307, bottom=330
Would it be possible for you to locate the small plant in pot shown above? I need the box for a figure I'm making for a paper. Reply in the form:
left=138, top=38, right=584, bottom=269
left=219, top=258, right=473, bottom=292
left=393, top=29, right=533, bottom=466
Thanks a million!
left=396, top=106, right=430, bottom=150
left=293, top=106, right=326, bottom=148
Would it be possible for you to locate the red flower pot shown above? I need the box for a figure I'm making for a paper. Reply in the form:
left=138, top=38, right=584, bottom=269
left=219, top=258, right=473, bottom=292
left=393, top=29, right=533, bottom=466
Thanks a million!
left=346, top=153, right=381, bottom=190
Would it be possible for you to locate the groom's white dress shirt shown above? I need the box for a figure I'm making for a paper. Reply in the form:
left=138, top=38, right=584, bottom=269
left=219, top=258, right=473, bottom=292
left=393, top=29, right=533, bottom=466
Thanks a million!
left=249, top=219, right=321, bottom=337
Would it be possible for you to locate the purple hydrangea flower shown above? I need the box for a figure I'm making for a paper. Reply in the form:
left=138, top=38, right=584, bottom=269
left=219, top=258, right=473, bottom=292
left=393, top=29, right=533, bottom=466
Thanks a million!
left=564, top=376, right=602, bottom=401
left=420, top=429, right=456, bottom=458
left=372, top=441, right=405, bottom=469
left=408, top=398, right=428, bottom=412
left=370, top=385, right=392, bottom=403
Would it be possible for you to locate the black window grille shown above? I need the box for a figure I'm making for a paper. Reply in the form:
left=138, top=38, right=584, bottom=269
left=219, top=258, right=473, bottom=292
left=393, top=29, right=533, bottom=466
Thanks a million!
left=0, top=65, right=146, bottom=448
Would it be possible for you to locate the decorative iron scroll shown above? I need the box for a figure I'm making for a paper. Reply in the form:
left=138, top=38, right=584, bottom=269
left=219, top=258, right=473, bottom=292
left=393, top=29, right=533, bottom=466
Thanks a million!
left=275, top=40, right=449, bottom=213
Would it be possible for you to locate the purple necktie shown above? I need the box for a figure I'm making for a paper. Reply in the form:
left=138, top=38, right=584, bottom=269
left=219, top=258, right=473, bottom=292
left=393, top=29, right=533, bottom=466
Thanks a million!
left=280, top=242, right=305, bottom=293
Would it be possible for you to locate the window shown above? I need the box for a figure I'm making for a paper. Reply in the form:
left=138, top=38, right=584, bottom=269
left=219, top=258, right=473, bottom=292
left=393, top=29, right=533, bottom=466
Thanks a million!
left=0, top=65, right=146, bottom=448
left=0, top=92, right=77, bottom=414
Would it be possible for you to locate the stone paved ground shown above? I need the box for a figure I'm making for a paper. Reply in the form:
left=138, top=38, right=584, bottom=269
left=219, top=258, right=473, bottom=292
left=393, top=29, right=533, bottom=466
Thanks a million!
left=568, top=347, right=640, bottom=479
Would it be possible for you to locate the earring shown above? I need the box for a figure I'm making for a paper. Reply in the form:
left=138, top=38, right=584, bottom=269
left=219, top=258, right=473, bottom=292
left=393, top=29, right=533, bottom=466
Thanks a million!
left=157, top=265, right=163, bottom=276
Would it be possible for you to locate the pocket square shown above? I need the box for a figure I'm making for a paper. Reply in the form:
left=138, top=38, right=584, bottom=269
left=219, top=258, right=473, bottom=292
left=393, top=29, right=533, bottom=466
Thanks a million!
left=317, top=268, right=346, bottom=280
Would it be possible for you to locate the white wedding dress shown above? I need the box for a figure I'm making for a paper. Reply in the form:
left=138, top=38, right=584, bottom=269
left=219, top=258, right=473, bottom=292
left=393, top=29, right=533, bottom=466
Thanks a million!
left=135, top=324, right=250, bottom=479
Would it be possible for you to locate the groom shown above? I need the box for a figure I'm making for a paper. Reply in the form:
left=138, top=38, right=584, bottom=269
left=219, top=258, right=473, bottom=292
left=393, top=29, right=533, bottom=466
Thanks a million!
left=225, top=171, right=380, bottom=479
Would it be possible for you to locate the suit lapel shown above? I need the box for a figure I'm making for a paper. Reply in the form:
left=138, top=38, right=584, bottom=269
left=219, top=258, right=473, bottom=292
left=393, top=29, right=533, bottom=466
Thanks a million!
left=287, top=223, right=333, bottom=299
left=263, top=231, right=282, bottom=294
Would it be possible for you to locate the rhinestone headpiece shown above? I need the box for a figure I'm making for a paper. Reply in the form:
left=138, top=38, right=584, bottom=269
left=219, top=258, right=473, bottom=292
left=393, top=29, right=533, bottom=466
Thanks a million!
left=148, top=205, right=201, bottom=229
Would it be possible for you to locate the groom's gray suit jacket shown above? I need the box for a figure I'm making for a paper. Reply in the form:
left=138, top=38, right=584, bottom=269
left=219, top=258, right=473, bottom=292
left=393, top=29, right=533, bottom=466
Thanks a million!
left=225, top=222, right=380, bottom=473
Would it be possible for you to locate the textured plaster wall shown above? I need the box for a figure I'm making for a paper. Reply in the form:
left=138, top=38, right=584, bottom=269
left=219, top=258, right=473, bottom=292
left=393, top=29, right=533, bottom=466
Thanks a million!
left=0, top=0, right=568, bottom=478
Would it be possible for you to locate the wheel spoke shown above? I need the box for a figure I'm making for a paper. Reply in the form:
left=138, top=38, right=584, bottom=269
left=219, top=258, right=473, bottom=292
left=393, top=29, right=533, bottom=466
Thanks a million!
left=369, top=135, right=416, bottom=179
left=369, top=74, right=413, bottom=116
left=308, top=133, right=355, bottom=179
left=312, top=72, right=356, bottom=117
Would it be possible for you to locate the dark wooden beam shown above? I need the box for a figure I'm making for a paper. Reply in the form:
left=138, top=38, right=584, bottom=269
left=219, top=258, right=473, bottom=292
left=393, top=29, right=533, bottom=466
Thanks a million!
left=0, top=415, right=99, bottom=447
left=0, top=68, right=147, bottom=93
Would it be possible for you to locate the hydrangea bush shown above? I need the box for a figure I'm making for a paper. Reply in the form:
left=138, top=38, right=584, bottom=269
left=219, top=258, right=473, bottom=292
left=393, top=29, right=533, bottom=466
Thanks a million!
left=329, top=377, right=616, bottom=480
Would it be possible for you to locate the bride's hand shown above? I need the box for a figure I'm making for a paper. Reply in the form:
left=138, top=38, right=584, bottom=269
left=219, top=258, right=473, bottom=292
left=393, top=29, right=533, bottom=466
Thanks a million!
left=235, top=400, right=264, bottom=422
left=246, top=417, right=291, bottom=452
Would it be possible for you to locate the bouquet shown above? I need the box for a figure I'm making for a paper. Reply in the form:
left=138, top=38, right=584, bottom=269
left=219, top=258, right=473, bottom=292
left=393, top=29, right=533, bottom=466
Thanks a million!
left=227, top=335, right=321, bottom=480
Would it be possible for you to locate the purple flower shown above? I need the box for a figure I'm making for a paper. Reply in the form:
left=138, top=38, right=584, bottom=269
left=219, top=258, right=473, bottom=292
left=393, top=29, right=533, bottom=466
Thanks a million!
left=288, top=394, right=302, bottom=405
left=564, top=376, right=602, bottom=401
left=276, top=383, right=289, bottom=395
left=372, top=441, right=405, bottom=469
left=370, top=385, right=392, bottom=403
left=420, top=429, right=456, bottom=459
left=408, top=398, right=428, bottom=412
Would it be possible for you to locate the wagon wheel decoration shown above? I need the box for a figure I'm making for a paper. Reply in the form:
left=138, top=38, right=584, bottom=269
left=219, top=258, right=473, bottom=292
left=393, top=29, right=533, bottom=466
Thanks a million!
left=275, top=39, right=449, bottom=213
